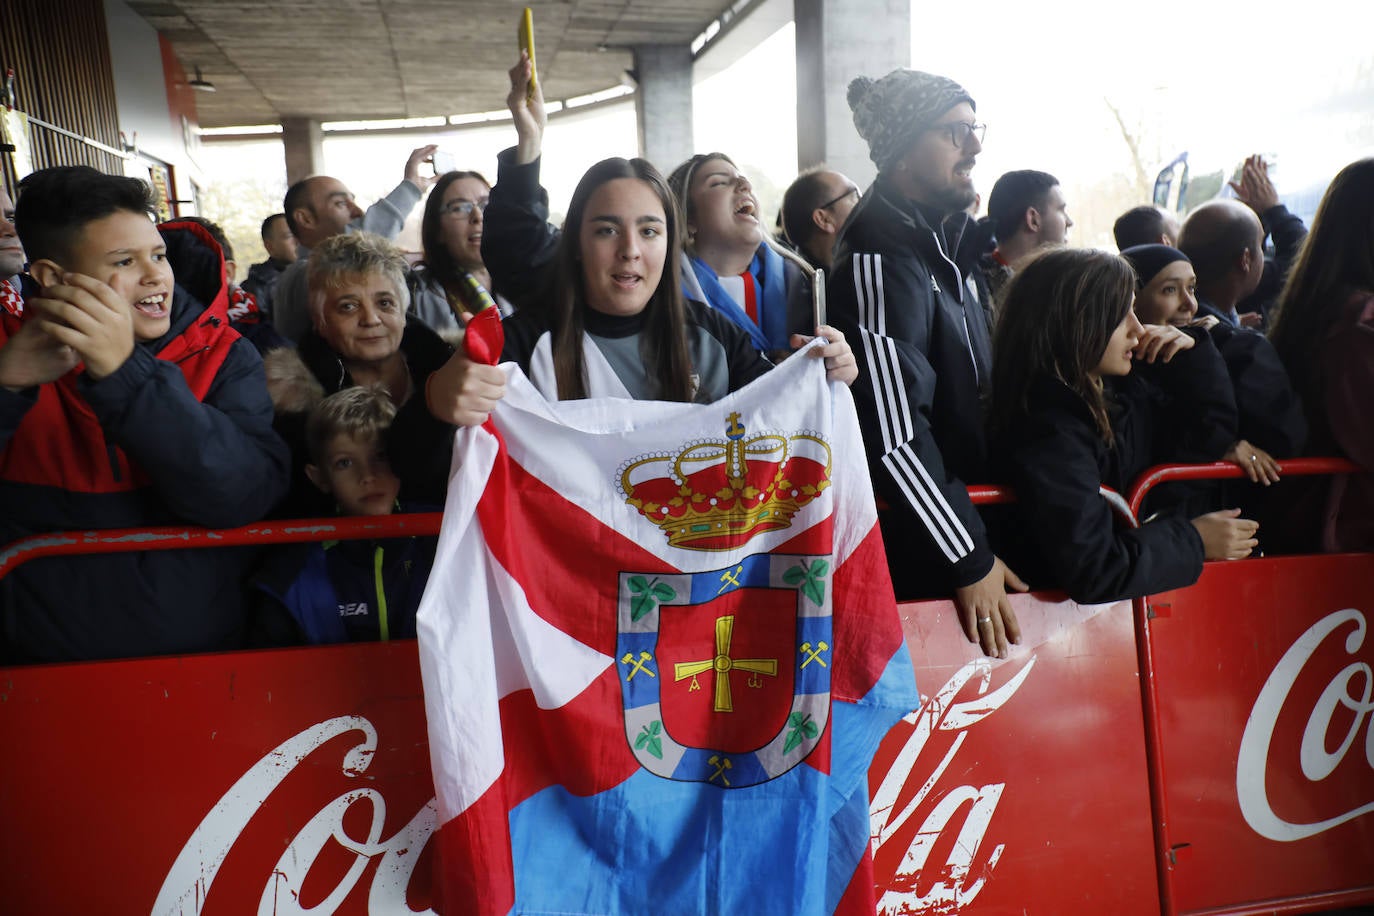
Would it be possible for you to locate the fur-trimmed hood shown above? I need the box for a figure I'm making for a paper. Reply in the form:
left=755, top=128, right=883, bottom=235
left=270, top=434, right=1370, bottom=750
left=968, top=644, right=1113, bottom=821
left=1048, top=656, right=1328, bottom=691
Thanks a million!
left=263, top=346, right=325, bottom=415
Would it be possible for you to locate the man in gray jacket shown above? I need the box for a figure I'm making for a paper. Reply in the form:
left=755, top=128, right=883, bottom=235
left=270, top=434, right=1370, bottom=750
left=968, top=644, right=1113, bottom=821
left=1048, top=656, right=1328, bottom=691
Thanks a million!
left=272, top=144, right=436, bottom=341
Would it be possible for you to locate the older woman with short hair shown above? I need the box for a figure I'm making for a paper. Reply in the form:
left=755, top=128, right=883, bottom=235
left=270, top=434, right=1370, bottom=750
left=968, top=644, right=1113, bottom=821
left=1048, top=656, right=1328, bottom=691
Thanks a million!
left=265, top=232, right=455, bottom=512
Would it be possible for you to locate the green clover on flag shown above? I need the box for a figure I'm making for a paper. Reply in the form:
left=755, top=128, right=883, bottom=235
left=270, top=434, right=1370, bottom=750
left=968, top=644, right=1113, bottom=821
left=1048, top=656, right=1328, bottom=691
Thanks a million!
left=782, top=559, right=829, bottom=606
left=635, top=721, right=664, bottom=759
left=783, top=712, right=820, bottom=755
left=627, top=576, right=676, bottom=621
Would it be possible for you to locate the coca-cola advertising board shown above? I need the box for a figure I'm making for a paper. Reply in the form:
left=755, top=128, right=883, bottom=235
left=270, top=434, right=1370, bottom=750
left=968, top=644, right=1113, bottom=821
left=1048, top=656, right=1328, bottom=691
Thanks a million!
left=868, top=595, right=1160, bottom=915
left=3, top=557, right=1372, bottom=914
left=1144, top=553, right=1374, bottom=913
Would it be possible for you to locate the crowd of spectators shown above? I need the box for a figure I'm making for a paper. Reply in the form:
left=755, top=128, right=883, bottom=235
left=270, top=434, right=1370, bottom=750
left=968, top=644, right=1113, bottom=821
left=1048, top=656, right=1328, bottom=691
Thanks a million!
left=0, top=50, right=1369, bottom=666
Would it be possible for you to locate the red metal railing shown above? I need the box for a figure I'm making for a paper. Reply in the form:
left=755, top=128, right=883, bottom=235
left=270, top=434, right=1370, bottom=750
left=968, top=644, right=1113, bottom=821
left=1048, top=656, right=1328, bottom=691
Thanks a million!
left=1126, top=456, right=1362, bottom=517
left=1122, top=455, right=1358, bottom=916
left=970, top=483, right=1138, bottom=526
left=0, top=459, right=1366, bottom=916
left=7, top=459, right=1363, bottom=581
left=0, top=512, right=444, bottom=582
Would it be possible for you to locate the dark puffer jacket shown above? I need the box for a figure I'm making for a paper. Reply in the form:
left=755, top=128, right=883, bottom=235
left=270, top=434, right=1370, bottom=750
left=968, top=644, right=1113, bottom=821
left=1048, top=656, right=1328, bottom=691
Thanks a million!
left=0, top=221, right=289, bottom=663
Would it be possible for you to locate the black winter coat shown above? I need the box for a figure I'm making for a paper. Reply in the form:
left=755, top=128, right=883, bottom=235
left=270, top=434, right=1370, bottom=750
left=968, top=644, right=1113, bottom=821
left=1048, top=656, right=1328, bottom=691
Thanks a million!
left=991, top=331, right=1238, bottom=603
left=827, top=177, right=996, bottom=597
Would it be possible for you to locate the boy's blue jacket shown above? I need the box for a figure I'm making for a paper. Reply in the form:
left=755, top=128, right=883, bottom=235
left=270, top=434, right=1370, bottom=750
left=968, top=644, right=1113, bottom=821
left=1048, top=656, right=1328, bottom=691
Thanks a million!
left=0, top=220, right=290, bottom=663
left=252, top=531, right=436, bottom=644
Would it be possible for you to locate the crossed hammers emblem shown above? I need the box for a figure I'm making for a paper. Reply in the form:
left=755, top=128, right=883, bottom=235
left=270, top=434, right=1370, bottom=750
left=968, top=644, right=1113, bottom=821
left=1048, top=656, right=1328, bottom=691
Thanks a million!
left=620, top=651, right=656, bottom=681
left=716, top=564, right=744, bottom=595
left=708, top=754, right=733, bottom=786
left=799, top=641, right=830, bottom=669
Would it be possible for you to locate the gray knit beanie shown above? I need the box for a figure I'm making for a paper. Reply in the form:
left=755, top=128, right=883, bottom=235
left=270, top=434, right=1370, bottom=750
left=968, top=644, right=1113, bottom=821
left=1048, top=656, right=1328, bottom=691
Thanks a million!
left=847, top=70, right=975, bottom=173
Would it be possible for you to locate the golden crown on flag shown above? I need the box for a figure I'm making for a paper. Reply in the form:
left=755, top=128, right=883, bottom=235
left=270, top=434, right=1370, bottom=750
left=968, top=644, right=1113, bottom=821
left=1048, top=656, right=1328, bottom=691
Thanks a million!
left=617, top=412, right=832, bottom=551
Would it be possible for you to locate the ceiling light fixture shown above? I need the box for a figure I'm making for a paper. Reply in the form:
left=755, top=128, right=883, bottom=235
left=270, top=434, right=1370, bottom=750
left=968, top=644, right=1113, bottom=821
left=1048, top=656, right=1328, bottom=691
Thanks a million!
left=188, top=66, right=216, bottom=93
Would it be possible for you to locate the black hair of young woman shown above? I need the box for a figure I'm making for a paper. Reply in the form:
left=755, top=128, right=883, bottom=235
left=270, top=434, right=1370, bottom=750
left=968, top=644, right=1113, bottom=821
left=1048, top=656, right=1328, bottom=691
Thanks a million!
left=1270, top=157, right=1374, bottom=423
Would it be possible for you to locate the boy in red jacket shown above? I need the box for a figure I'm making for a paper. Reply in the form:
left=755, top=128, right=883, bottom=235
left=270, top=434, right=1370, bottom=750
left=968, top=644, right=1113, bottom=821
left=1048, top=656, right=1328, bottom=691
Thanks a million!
left=0, top=166, right=289, bottom=663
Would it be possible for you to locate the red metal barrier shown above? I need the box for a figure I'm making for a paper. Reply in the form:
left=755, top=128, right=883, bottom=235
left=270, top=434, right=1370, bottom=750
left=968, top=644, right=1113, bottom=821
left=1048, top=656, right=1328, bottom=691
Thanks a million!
left=1126, top=456, right=1362, bottom=518
left=1138, top=554, right=1374, bottom=915
left=0, top=591, right=1160, bottom=914
left=1124, top=457, right=1372, bottom=916
left=0, top=512, right=443, bottom=581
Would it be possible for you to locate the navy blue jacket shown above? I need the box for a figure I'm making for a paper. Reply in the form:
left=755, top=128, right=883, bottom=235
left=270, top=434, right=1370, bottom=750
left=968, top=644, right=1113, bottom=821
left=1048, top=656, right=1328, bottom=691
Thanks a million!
left=0, top=264, right=289, bottom=663
left=253, top=533, right=436, bottom=644
left=1197, top=300, right=1307, bottom=456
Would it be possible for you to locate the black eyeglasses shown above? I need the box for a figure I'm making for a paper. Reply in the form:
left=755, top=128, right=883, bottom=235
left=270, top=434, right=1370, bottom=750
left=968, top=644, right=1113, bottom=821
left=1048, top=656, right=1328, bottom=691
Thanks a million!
left=441, top=199, right=489, bottom=219
left=928, top=121, right=986, bottom=149
left=819, top=186, right=860, bottom=211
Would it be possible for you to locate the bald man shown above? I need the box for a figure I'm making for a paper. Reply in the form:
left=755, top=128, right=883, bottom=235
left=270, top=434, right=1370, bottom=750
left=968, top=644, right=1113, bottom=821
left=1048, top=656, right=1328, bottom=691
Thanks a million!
left=1178, top=199, right=1267, bottom=328
left=781, top=168, right=860, bottom=270
left=271, top=145, right=437, bottom=341
left=1178, top=198, right=1307, bottom=461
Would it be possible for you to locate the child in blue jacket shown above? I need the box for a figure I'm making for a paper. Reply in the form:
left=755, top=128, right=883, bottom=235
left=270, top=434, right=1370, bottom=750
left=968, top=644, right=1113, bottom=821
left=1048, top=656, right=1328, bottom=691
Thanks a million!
left=253, top=385, right=435, bottom=643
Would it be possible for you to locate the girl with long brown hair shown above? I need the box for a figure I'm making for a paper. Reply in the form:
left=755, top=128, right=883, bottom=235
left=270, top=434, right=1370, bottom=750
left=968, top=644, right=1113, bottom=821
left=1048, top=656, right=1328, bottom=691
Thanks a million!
left=441, top=154, right=855, bottom=410
left=988, top=248, right=1258, bottom=602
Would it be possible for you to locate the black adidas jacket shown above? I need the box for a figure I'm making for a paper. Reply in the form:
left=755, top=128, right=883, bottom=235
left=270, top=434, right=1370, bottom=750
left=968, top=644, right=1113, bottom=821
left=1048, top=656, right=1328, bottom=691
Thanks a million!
left=827, top=177, right=995, bottom=597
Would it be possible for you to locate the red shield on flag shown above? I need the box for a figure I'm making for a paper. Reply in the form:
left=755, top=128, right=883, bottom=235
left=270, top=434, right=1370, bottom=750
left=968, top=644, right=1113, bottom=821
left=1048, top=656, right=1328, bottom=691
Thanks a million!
left=656, top=587, right=798, bottom=752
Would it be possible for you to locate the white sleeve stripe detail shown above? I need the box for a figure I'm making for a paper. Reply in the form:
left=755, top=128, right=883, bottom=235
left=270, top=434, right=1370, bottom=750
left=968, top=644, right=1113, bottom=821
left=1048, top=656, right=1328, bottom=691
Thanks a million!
left=854, top=254, right=914, bottom=453
left=894, top=444, right=975, bottom=553
left=857, top=328, right=898, bottom=454
left=864, top=253, right=886, bottom=335
left=882, top=444, right=975, bottom=562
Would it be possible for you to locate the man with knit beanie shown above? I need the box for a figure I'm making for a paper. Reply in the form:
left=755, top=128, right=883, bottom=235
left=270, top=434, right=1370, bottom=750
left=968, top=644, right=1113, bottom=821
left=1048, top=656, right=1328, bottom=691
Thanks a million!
left=828, top=69, right=1027, bottom=659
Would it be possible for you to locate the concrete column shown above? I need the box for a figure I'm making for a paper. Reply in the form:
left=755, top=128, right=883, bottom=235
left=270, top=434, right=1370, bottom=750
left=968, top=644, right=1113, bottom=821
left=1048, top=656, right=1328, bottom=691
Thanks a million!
left=281, top=117, right=324, bottom=185
left=632, top=45, right=694, bottom=173
left=794, top=0, right=909, bottom=187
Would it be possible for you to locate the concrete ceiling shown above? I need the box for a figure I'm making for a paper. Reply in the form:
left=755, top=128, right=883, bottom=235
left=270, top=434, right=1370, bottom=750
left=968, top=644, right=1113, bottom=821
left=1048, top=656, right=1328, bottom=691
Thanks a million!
left=127, top=1, right=743, bottom=129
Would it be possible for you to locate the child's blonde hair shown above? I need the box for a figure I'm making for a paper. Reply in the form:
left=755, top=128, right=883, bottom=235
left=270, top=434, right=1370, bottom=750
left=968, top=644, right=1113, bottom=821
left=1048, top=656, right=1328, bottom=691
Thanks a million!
left=305, top=385, right=398, bottom=465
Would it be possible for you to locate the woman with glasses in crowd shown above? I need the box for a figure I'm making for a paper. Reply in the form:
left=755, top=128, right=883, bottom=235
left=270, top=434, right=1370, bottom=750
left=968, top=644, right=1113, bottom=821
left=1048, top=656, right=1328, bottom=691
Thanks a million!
left=410, top=170, right=509, bottom=334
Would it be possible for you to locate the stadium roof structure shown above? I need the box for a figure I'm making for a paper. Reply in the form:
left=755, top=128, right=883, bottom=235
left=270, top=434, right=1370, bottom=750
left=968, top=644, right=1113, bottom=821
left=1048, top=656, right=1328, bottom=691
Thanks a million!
left=130, top=0, right=755, bottom=129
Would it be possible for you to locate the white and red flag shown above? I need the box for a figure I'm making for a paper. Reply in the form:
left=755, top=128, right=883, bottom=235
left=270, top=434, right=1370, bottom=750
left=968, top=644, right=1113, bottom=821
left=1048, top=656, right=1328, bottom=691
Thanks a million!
left=416, top=322, right=917, bottom=915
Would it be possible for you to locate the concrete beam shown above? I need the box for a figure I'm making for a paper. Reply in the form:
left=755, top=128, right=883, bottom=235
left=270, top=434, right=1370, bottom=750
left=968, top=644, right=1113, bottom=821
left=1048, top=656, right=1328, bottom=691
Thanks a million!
left=281, top=116, right=323, bottom=184
left=795, top=0, right=909, bottom=187
left=632, top=45, right=694, bottom=173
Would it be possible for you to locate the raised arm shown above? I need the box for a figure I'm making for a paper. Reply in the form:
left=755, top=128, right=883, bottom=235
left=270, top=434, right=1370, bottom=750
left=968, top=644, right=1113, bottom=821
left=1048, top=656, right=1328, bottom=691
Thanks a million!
left=360, top=145, right=435, bottom=240
left=481, top=53, right=559, bottom=310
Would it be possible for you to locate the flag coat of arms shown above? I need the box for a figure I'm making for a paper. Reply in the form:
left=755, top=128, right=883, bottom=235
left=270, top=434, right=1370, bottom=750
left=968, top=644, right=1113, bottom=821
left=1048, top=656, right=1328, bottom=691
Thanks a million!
left=417, top=342, right=918, bottom=915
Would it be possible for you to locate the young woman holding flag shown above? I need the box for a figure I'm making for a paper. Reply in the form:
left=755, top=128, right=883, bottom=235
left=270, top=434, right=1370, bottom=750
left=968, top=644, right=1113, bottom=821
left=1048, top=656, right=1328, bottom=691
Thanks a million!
left=423, top=54, right=855, bottom=426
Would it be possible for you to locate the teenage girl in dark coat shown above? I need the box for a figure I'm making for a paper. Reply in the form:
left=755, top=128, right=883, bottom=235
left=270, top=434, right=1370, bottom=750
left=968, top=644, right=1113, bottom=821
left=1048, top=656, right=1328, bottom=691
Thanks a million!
left=987, top=248, right=1259, bottom=603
